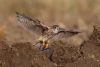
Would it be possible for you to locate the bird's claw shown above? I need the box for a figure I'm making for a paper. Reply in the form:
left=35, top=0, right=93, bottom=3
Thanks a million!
left=42, top=43, right=49, bottom=50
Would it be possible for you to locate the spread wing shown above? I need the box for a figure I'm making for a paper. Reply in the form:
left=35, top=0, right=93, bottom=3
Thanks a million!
left=50, top=31, right=80, bottom=41
left=16, top=12, right=48, bottom=36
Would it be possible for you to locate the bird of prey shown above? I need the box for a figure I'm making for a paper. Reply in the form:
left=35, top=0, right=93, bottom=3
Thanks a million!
left=16, top=12, right=80, bottom=50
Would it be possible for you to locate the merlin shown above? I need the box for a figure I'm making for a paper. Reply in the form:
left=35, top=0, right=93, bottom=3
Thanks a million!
left=16, top=12, right=80, bottom=50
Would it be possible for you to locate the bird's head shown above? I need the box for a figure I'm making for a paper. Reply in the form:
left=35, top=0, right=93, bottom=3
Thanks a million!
left=50, top=25, right=60, bottom=33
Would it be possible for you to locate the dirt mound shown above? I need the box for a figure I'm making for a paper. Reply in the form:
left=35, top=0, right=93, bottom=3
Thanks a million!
left=1, top=26, right=100, bottom=67
left=49, top=41, right=82, bottom=66
left=0, top=42, right=56, bottom=67
left=0, top=41, right=16, bottom=67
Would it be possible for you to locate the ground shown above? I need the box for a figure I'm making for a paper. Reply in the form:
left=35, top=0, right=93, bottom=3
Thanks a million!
left=0, top=26, right=100, bottom=67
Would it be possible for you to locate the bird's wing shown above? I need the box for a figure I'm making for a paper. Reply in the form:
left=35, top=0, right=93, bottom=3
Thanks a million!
left=49, top=31, right=80, bottom=41
left=16, top=12, right=48, bottom=36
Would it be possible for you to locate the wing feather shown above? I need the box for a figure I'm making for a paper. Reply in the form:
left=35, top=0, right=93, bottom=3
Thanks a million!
left=16, top=12, right=48, bottom=36
left=50, top=31, right=80, bottom=41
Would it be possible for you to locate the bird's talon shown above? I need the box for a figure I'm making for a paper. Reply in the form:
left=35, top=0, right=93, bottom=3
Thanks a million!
left=42, top=43, right=49, bottom=50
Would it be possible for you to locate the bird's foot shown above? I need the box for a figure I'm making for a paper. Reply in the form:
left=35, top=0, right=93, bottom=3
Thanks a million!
left=41, top=43, right=49, bottom=51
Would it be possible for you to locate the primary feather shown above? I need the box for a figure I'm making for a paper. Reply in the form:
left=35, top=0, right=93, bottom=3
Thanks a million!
left=16, top=12, right=48, bottom=36
left=49, top=31, right=80, bottom=41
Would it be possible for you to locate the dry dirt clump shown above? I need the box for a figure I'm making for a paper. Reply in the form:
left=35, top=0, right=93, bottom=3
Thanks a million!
left=89, top=26, right=100, bottom=44
left=0, top=41, right=14, bottom=67
left=49, top=41, right=82, bottom=66
left=0, top=41, right=56, bottom=67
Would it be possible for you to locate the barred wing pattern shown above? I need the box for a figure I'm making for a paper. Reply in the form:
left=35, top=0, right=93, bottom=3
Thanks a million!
left=16, top=12, right=48, bottom=36
left=50, top=31, right=79, bottom=41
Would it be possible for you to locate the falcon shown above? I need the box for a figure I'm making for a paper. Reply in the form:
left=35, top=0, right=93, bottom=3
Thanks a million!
left=16, top=12, right=80, bottom=50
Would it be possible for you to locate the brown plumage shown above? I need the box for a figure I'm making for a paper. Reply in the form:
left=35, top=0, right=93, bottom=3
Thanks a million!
left=16, top=12, right=80, bottom=50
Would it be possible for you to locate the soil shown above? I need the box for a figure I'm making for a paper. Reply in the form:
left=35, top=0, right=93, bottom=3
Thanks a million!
left=1, top=26, right=100, bottom=67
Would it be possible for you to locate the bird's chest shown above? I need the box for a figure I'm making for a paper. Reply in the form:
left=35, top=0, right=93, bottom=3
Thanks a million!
left=38, top=35, right=48, bottom=42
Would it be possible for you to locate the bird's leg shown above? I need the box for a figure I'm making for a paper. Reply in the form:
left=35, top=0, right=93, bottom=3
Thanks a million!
left=42, top=40, right=49, bottom=50
left=36, top=37, right=49, bottom=50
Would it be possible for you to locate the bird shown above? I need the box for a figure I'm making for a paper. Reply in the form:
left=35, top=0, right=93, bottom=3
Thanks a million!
left=16, top=12, right=80, bottom=50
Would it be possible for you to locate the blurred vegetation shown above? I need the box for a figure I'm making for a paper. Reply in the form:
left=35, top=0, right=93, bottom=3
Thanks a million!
left=0, top=0, right=97, bottom=13
left=0, top=0, right=100, bottom=23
